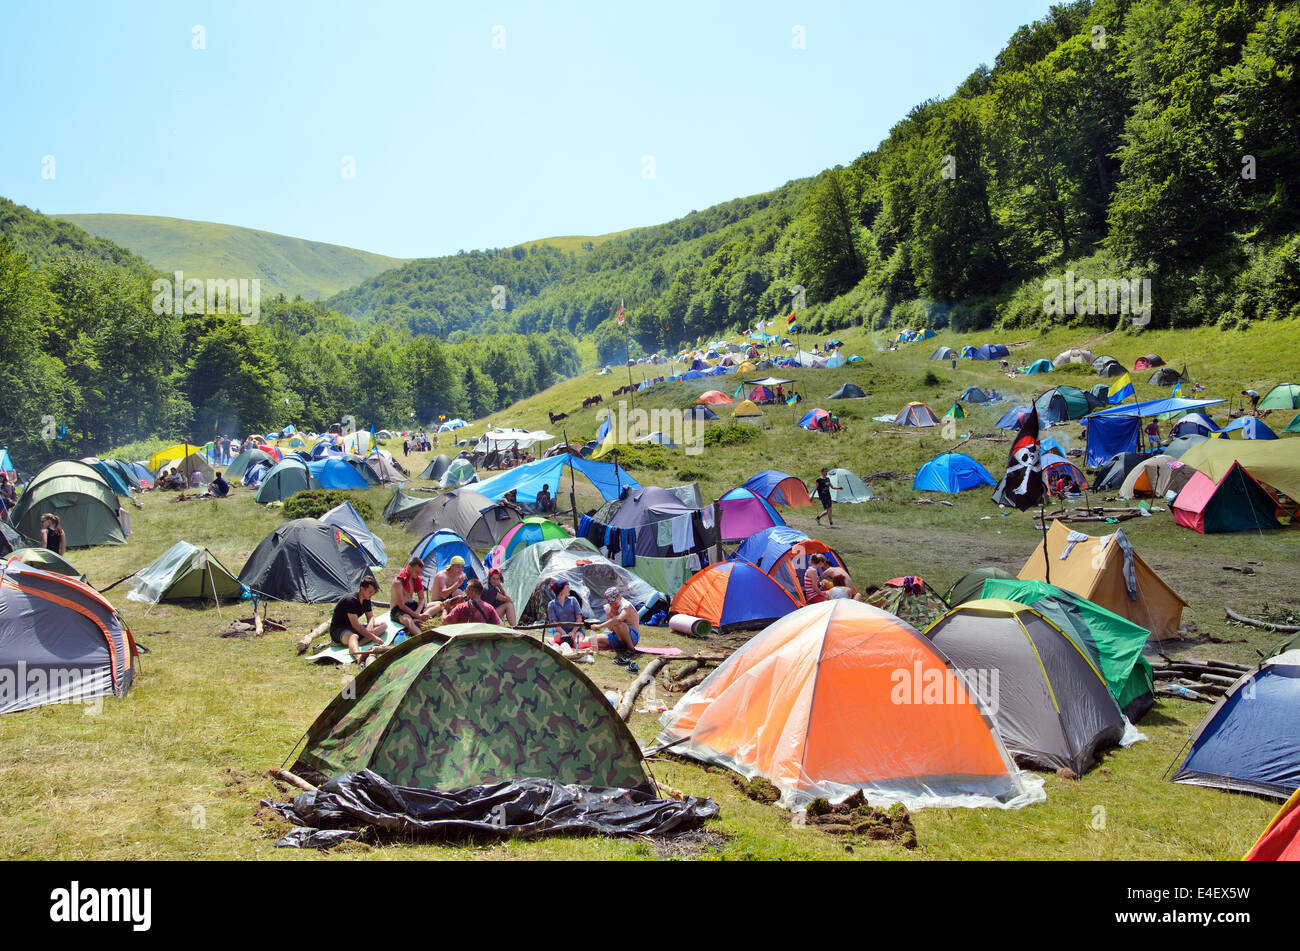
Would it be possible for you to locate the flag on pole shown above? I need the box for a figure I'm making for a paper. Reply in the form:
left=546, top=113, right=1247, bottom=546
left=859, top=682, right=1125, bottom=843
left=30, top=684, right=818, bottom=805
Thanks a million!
left=786, top=311, right=797, bottom=325
left=1172, top=380, right=1182, bottom=397
left=1108, top=373, right=1135, bottom=404
left=617, top=300, right=625, bottom=326
left=1004, top=408, right=1045, bottom=510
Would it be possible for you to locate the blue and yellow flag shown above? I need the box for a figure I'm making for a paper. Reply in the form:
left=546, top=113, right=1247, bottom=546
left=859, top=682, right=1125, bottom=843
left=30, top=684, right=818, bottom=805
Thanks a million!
left=1108, top=373, right=1135, bottom=404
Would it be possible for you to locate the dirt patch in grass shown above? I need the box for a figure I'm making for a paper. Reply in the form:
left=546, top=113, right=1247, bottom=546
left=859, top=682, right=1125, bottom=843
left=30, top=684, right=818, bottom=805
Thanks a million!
left=803, top=793, right=917, bottom=849
left=651, top=827, right=730, bottom=859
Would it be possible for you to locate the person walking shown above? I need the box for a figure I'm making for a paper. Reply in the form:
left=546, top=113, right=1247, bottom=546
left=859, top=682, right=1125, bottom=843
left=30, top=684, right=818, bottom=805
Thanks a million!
left=813, top=468, right=838, bottom=527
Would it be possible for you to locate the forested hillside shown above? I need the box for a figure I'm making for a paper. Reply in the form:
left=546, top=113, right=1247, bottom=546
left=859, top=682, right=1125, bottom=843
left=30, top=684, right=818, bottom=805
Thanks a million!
left=329, top=0, right=1300, bottom=365
left=0, top=206, right=580, bottom=465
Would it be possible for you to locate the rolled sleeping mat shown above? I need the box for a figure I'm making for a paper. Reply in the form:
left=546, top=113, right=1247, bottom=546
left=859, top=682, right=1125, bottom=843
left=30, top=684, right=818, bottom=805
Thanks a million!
left=669, top=614, right=712, bottom=637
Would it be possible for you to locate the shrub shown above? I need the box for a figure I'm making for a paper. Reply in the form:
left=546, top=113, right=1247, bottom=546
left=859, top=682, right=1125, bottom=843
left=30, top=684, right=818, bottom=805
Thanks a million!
left=675, top=468, right=708, bottom=482
left=703, top=425, right=760, bottom=447
left=282, top=490, right=375, bottom=522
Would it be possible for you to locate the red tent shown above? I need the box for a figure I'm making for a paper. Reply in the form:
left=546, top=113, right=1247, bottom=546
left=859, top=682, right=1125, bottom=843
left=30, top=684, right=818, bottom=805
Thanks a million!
left=698, top=391, right=734, bottom=405
left=1246, top=786, right=1300, bottom=861
left=1172, top=462, right=1282, bottom=534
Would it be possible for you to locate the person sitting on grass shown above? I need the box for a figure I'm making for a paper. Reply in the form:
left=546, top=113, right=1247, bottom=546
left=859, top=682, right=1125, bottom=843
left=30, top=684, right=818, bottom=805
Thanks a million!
left=588, top=587, right=641, bottom=672
left=547, top=579, right=585, bottom=650
left=430, top=556, right=466, bottom=602
left=481, top=567, right=517, bottom=627
left=391, top=556, right=441, bottom=638
left=209, top=470, right=230, bottom=498
left=331, top=575, right=388, bottom=665
left=441, top=578, right=501, bottom=625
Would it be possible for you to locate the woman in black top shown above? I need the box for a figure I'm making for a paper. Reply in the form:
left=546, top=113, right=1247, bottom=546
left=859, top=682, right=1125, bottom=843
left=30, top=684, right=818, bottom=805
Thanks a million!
left=41, top=514, right=66, bottom=555
left=813, top=468, right=837, bottom=527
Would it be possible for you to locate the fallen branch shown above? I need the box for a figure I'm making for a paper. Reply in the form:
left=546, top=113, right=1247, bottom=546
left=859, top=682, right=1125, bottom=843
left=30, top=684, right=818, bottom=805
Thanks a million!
left=671, top=660, right=701, bottom=682
left=268, top=768, right=317, bottom=792
left=617, top=657, right=669, bottom=721
left=1225, top=607, right=1300, bottom=633
left=665, top=671, right=708, bottom=693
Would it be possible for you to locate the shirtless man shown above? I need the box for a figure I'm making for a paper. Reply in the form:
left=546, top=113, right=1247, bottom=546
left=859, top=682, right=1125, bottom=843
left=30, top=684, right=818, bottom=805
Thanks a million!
left=588, top=586, right=641, bottom=672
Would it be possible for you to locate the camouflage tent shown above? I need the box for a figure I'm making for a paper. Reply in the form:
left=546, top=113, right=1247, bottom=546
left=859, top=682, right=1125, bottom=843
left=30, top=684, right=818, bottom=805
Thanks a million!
left=292, top=630, right=652, bottom=792
left=863, top=576, right=950, bottom=629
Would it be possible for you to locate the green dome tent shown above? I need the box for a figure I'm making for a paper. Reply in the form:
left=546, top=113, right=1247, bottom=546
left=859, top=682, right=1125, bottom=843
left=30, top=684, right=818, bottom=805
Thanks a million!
left=1259, top=383, right=1300, bottom=411
left=439, top=457, right=477, bottom=489
left=126, top=541, right=246, bottom=607
left=7, top=546, right=88, bottom=584
left=828, top=468, right=873, bottom=503
left=10, top=460, right=125, bottom=548
left=944, top=567, right=1015, bottom=607
left=291, top=629, right=652, bottom=792
left=383, top=485, right=433, bottom=523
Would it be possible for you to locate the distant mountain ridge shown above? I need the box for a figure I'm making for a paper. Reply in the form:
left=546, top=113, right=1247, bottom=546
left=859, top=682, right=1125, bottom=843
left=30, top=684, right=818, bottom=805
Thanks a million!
left=55, top=213, right=409, bottom=300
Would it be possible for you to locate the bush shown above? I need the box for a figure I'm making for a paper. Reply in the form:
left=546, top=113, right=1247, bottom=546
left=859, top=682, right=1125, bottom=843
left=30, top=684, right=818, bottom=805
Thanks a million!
left=675, top=468, right=708, bottom=482
left=703, top=425, right=760, bottom=447
left=605, top=443, right=676, bottom=471
left=919, top=371, right=944, bottom=388
left=282, top=490, right=375, bottom=522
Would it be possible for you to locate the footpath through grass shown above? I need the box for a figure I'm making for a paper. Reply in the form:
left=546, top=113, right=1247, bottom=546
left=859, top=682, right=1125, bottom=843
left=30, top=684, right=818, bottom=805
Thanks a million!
left=2, top=320, right=1297, bottom=859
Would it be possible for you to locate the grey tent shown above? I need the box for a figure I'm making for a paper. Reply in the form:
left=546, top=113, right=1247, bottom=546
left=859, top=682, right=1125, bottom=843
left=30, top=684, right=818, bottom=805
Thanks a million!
left=1094, top=452, right=1146, bottom=490
left=931, top=347, right=957, bottom=361
left=7, top=546, right=88, bottom=584
left=1149, top=367, right=1184, bottom=386
left=1165, top=434, right=1209, bottom=459
left=684, top=405, right=719, bottom=421
left=226, top=448, right=278, bottom=481
left=238, top=519, right=372, bottom=602
left=126, top=541, right=246, bottom=606
left=923, top=599, right=1124, bottom=774
left=1088, top=383, right=1113, bottom=402
left=344, top=457, right=382, bottom=487
left=254, top=457, right=317, bottom=504
left=10, top=460, right=125, bottom=548
left=439, top=458, right=477, bottom=488
left=0, top=521, right=30, bottom=557
left=407, top=487, right=521, bottom=551
left=828, top=468, right=873, bottom=503
left=0, top=558, right=137, bottom=714
left=1095, top=358, right=1124, bottom=378
left=500, top=537, right=666, bottom=624
left=383, top=485, right=433, bottom=523
left=419, top=454, right=453, bottom=481
left=364, top=453, right=408, bottom=484
left=828, top=382, right=866, bottom=399
left=944, top=567, right=1014, bottom=607
left=320, top=501, right=387, bottom=566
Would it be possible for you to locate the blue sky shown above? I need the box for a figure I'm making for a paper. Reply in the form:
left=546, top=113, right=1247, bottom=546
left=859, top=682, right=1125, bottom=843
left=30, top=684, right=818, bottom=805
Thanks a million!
left=1, top=0, right=1053, bottom=259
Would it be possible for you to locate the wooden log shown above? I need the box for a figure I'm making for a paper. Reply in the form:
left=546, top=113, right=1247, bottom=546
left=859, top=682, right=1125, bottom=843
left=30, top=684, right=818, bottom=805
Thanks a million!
left=1225, top=607, right=1300, bottom=633
left=671, top=660, right=701, bottom=682
left=617, top=657, right=669, bottom=721
left=1205, top=657, right=1251, bottom=671
left=1201, top=673, right=1240, bottom=687
left=268, top=768, right=317, bottom=792
left=667, top=671, right=708, bottom=692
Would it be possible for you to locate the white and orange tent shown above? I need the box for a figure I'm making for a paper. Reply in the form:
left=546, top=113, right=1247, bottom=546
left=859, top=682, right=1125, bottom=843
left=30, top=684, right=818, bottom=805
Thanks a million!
left=655, top=599, right=1045, bottom=811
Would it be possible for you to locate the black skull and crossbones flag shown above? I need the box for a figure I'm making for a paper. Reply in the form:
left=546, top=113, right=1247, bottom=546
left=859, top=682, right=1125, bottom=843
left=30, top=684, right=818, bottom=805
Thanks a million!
left=1005, top=408, right=1044, bottom=510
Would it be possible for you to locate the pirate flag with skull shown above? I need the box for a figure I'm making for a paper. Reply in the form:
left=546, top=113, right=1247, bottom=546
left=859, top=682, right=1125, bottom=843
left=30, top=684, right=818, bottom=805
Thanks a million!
left=1004, top=407, right=1044, bottom=510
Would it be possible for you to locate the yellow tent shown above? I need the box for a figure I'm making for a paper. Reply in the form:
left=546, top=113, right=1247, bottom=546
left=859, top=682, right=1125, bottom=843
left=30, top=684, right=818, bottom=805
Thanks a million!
left=732, top=399, right=764, bottom=418
left=738, top=362, right=756, bottom=373
left=1018, top=519, right=1187, bottom=641
left=1179, top=438, right=1300, bottom=501
left=148, top=443, right=212, bottom=478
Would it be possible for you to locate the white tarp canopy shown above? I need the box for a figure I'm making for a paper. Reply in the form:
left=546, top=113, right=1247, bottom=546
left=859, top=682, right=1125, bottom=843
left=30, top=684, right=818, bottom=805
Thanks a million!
left=476, top=429, right=556, bottom=451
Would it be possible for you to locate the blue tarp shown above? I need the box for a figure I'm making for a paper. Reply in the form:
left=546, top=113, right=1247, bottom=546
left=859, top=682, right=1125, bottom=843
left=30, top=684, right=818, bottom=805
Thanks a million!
left=474, top=455, right=640, bottom=506
left=1086, top=414, right=1141, bottom=467
left=1086, top=397, right=1225, bottom=419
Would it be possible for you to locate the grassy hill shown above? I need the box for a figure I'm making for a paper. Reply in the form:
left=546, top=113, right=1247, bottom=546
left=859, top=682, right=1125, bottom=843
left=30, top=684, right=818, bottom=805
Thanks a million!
left=55, top=213, right=408, bottom=300
left=510, top=230, right=632, bottom=255
left=5, top=319, right=1297, bottom=860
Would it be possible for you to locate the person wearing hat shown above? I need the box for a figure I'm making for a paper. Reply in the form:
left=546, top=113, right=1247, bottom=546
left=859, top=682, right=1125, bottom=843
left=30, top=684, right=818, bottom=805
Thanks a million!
left=431, top=556, right=467, bottom=602
left=546, top=579, right=585, bottom=652
left=589, top=586, right=641, bottom=671
left=391, top=556, right=442, bottom=638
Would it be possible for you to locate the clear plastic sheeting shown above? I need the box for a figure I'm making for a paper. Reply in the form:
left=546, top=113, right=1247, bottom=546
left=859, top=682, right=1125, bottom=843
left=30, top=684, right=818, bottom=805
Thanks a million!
left=126, top=541, right=203, bottom=605
left=265, top=770, right=719, bottom=849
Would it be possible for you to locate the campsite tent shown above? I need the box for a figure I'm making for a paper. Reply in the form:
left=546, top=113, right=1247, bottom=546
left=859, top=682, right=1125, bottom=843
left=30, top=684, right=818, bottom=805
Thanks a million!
left=1178, top=438, right=1300, bottom=500
left=1036, top=386, right=1100, bottom=424
left=991, top=453, right=1086, bottom=506
left=1094, top=357, right=1125, bottom=378
left=1094, top=452, right=1146, bottom=490
left=126, top=541, right=246, bottom=606
left=655, top=599, right=1040, bottom=810
left=980, top=578, right=1155, bottom=721
left=238, top=519, right=372, bottom=602
left=1246, top=787, right=1300, bottom=861
left=1172, top=463, right=1282, bottom=533
left=408, top=488, right=521, bottom=551
left=732, top=399, right=764, bottom=420
left=1170, top=413, right=1219, bottom=438
left=1118, top=455, right=1198, bottom=500
left=863, top=577, right=951, bottom=630
left=1019, top=520, right=1187, bottom=640
left=1288, top=413, right=1300, bottom=434
left=292, top=629, right=651, bottom=791
left=924, top=599, right=1125, bottom=773
left=828, top=468, right=873, bottom=503
left=0, top=558, right=138, bottom=714
left=945, top=567, right=1015, bottom=607
left=744, top=470, right=812, bottom=508
left=1259, top=383, right=1300, bottom=411
left=0, top=523, right=27, bottom=557
left=586, top=486, right=717, bottom=560
left=798, top=408, right=830, bottom=431
left=931, top=347, right=957, bottom=361
left=1165, top=434, right=1210, bottom=459
left=913, top=453, right=996, bottom=493
left=487, top=516, right=570, bottom=567
left=439, top=457, right=478, bottom=488
left=226, top=447, right=280, bottom=481
left=729, top=527, right=845, bottom=606
left=959, top=386, right=993, bottom=404
left=1219, top=417, right=1278, bottom=440
left=499, top=537, right=665, bottom=624
left=410, top=530, right=486, bottom=586
left=716, top=487, right=785, bottom=540
left=254, top=457, right=317, bottom=504
left=1149, top=367, right=1184, bottom=386
left=320, top=501, right=387, bottom=566
left=1026, top=359, right=1053, bottom=374
left=970, top=344, right=1010, bottom=360
left=1133, top=354, right=1165, bottom=370
left=419, top=454, right=453, bottom=481
left=671, top=561, right=798, bottom=632
left=1054, top=348, right=1095, bottom=367
left=307, top=457, right=370, bottom=491
left=895, top=402, right=940, bottom=427
left=362, top=453, right=407, bottom=484
left=698, top=390, right=733, bottom=405
left=382, top=486, right=432, bottom=523
left=828, top=382, right=866, bottom=399
left=6, top=547, right=87, bottom=583
left=474, top=455, right=639, bottom=508
left=10, top=460, right=126, bottom=548
left=945, top=403, right=966, bottom=420
left=148, top=443, right=214, bottom=480
left=684, top=404, right=719, bottom=421
left=995, top=406, right=1033, bottom=430
left=1172, top=651, right=1300, bottom=798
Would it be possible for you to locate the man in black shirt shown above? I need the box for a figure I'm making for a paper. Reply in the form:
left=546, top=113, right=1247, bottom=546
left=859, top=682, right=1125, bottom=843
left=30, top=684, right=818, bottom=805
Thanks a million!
left=535, top=483, right=553, bottom=514
left=210, top=471, right=230, bottom=498
left=331, top=576, right=386, bottom=664
left=813, top=468, right=839, bottom=527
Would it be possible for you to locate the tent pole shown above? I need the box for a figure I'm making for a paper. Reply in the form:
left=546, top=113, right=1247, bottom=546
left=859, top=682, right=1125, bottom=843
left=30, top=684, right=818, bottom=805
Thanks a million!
left=207, top=558, right=223, bottom=619
left=563, top=427, right=578, bottom=535
left=1039, top=502, right=1051, bottom=586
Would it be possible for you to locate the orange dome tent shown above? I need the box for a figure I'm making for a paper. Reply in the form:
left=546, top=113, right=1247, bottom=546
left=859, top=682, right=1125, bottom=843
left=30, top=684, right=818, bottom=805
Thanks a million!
left=655, top=600, right=1043, bottom=810
left=895, top=402, right=941, bottom=427
left=697, top=391, right=734, bottom=405
left=1246, top=786, right=1300, bottom=861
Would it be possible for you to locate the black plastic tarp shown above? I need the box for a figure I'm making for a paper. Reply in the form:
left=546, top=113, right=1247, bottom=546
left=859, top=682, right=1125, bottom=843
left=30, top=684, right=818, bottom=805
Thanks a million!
left=265, top=770, right=720, bottom=849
